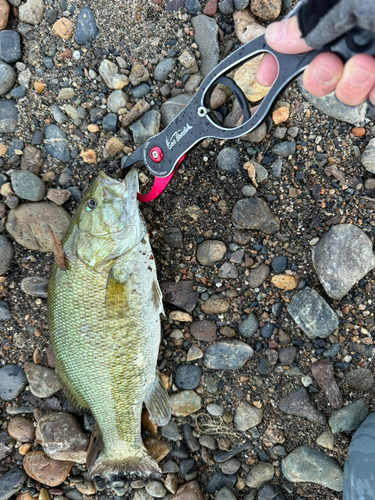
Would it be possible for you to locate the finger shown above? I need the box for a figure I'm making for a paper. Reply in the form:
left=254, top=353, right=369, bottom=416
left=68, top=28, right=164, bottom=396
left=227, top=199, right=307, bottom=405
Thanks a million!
left=256, top=53, right=278, bottom=87
left=265, top=16, right=312, bottom=54
left=370, top=84, right=375, bottom=106
left=302, top=52, right=344, bottom=97
left=335, top=54, right=375, bottom=106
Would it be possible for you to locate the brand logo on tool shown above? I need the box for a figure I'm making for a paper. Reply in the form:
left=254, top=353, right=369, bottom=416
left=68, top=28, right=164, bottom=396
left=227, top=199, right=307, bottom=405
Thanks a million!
left=166, top=124, right=192, bottom=150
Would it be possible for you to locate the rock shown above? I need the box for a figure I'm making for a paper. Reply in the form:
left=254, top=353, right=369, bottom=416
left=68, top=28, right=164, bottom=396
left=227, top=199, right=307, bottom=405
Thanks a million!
left=175, top=365, right=202, bottom=390
left=105, top=137, right=125, bottom=156
left=102, top=113, right=118, bottom=132
left=21, top=145, right=44, bottom=174
left=23, top=450, right=72, bottom=487
left=50, top=105, right=67, bottom=124
left=46, top=188, right=71, bottom=205
left=18, top=68, right=31, bottom=87
left=10, top=86, right=26, bottom=99
left=21, top=276, right=49, bottom=297
left=146, top=481, right=166, bottom=498
left=172, top=481, right=204, bottom=500
left=0, top=98, right=17, bottom=132
left=184, top=74, right=202, bottom=93
left=362, top=138, right=375, bottom=173
left=287, top=287, right=339, bottom=339
left=233, top=9, right=265, bottom=44
left=311, top=359, right=343, bottom=409
left=197, top=240, right=226, bottom=265
left=250, top=0, right=281, bottom=19
left=0, top=0, right=9, bottom=31
left=203, top=0, right=217, bottom=16
left=7, top=417, right=35, bottom=442
left=257, top=485, right=284, bottom=500
left=316, top=431, right=334, bottom=450
left=234, top=0, right=249, bottom=9
left=74, top=6, right=98, bottom=45
left=0, top=31, right=21, bottom=63
left=271, top=274, right=298, bottom=290
left=170, top=390, right=201, bottom=417
left=312, top=224, right=375, bottom=300
left=329, top=400, right=369, bottom=434
left=281, top=445, right=343, bottom=491
left=200, top=297, right=229, bottom=314
left=169, top=310, right=192, bottom=322
left=144, top=438, right=171, bottom=462
left=241, top=122, right=267, bottom=143
left=239, top=313, right=259, bottom=338
left=0, top=364, right=27, bottom=400
left=24, top=362, right=61, bottom=398
left=278, top=346, right=296, bottom=365
left=161, top=421, right=181, bottom=442
left=232, top=198, right=280, bottom=234
left=129, top=110, right=161, bottom=145
left=19, top=0, right=44, bottom=25
left=107, top=89, right=128, bottom=113
left=204, top=472, right=236, bottom=494
left=217, top=147, right=239, bottom=174
left=121, top=100, right=150, bottom=128
left=154, top=58, right=175, bottom=82
left=218, top=0, right=234, bottom=15
left=218, top=262, right=238, bottom=279
left=0, top=235, right=13, bottom=274
left=271, top=256, right=287, bottom=273
left=345, top=368, right=374, bottom=391
left=10, top=171, right=45, bottom=202
left=160, top=281, right=198, bottom=313
left=246, top=463, right=274, bottom=488
left=190, top=320, right=217, bottom=342
left=160, top=94, right=192, bottom=126
left=0, top=467, right=26, bottom=500
left=279, top=387, right=327, bottom=425
left=132, top=83, right=150, bottom=98
left=44, top=125, right=70, bottom=161
left=99, top=60, right=128, bottom=89
left=215, top=443, right=254, bottom=462
left=248, top=263, right=270, bottom=288
left=191, top=15, right=219, bottom=77
left=58, top=88, right=74, bottom=100
left=6, top=202, right=70, bottom=252
left=203, top=340, right=253, bottom=370
left=129, top=62, right=150, bottom=86
left=0, top=431, right=15, bottom=460
left=186, top=0, right=201, bottom=14
left=272, top=107, right=289, bottom=124
left=215, top=488, right=236, bottom=500
left=272, top=141, right=296, bottom=157
left=297, top=76, right=367, bottom=125
left=234, top=401, right=262, bottom=431
left=52, top=18, right=73, bottom=39
left=234, top=56, right=269, bottom=102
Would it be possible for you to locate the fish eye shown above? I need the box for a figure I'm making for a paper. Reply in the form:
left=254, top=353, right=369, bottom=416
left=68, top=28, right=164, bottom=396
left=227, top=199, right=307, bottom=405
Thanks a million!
left=85, top=198, right=97, bottom=211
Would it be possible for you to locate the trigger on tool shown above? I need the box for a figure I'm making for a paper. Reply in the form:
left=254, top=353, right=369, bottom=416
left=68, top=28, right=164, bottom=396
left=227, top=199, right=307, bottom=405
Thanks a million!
left=137, top=155, right=186, bottom=203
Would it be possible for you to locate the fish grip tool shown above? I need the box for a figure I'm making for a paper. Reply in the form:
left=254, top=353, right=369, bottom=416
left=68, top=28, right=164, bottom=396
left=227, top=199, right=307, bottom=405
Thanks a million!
left=123, top=27, right=375, bottom=202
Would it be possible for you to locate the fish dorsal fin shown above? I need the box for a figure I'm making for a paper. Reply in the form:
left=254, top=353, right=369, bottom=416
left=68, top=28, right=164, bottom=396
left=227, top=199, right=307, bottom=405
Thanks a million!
left=105, top=269, right=130, bottom=319
left=152, top=277, right=164, bottom=314
left=144, top=371, right=171, bottom=426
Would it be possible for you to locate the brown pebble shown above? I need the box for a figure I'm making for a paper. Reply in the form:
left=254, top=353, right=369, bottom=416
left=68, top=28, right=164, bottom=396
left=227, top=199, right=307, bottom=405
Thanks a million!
left=272, top=106, right=289, bottom=124
left=311, top=359, right=343, bottom=409
left=39, top=488, right=50, bottom=500
left=75, top=481, right=96, bottom=495
left=352, top=127, right=365, bottom=137
left=52, top=18, right=73, bottom=39
left=33, top=82, right=45, bottom=94
left=0, top=0, right=10, bottom=31
left=87, top=124, right=99, bottom=133
left=79, top=149, right=96, bottom=164
left=59, top=48, right=72, bottom=59
left=0, top=144, right=7, bottom=156
left=42, top=171, right=56, bottom=183
left=190, top=320, right=217, bottom=342
left=23, top=450, right=72, bottom=487
left=203, top=0, right=217, bottom=16
left=141, top=408, right=158, bottom=435
left=18, top=443, right=32, bottom=455
left=144, top=438, right=171, bottom=462
left=271, top=275, right=298, bottom=290
left=46, top=188, right=71, bottom=206
left=7, top=416, right=35, bottom=442
left=33, top=348, right=41, bottom=364
left=46, top=346, right=55, bottom=368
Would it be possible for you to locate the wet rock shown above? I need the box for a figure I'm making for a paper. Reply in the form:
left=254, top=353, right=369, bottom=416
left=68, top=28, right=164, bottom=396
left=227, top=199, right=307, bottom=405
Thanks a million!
left=44, top=125, right=70, bottom=161
left=163, top=227, right=183, bottom=248
left=200, top=297, right=229, bottom=314
left=50, top=105, right=67, bottom=124
left=329, top=400, right=369, bottom=434
left=23, top=450, right=72, bottom=487
left=10, top=171, right=45, bottom=202
left=233, top=8, right=265, bottom=44
left=278, top=346, right=296, bottom=365
left=349, top=342, right=373, bottom=358
left=234, top=401, right=262, bottom=431
left=362, top=138, right=375, bottom=173
left=0, top=235, right=13, bottom=275
left=215, top=488, right=236, bottom=500
left=234, top=57, right=269, bottom=102
left=287, top=287, right=339, bottom=339
left=190, top=320, right=217, bottom=342
left=234, top=0, right=249, bottom=8
left=345, top=368, right=374, bottom=391
left=312, top=224, right=375, bottom=300
left=6, top=202, right=70, bottom=252
left=272, top=141, right=295, bottom=157
left=102, top=113, right=117, bottom=132
left=99, top=60, right=128, bottom=89
left=36, top=412, right=89, bottom=463
left=146, top=481, right=166, bottom=498
left=279, top=387, right=327, bottom=425
left=170, top=390, right=201, bottom=416
left=217, top=147, right=239, bottom=174
left=0, top=364, right=27, bottom=400
left=160, top=93, right=192, bottom=126
left=0, top=98, right=17, bottom=132
left=248, top=263, right=270, bottom=288
left=204, top=472, right=236, bottom=494
left=197, top=240, right=226, bottom=265
left=316, top=431, right=334, bottom=450
left=203, top=340, right=254, bottom=370
left=161, top=281, right=198, bottom=313
left=0, top=466, right=26, bottom=500
left=311, top=359, right=343, bottom=409
left=19, top=0, right=44, bottom=25
left=154, top=58, right=175, bottom=82
left=214, top=442, right=253, bottom=462
left=7, top=416, right=35, bottom=442
left=74, top=6, right=98, bottom=45
left=257, top=484, right=285, bottom=500
left=175, top=365, right=202, bottom=390
left=129, top=110, right=161, bottom=145
left=24, top=362, right=61, bottom=398
left=246, top=463, right=274, bottom=488
left=218, top=262, right=238, bottom=278
left=0, top=31, right=21, bottom=63
left=107, top=89, right=128, bottom=114
left=172, top=481, right=204, bottom=500
left=20, top=145, right=44, bottom=174
left=281, top=445, right=343, bottom=491
left=144, top=437, right=171, bottom=462
left=232, top=198, right=280, bottom=234
left=191, top=15, right=219, bottom=77
left=47, top=188, right=71, bottom=205
left=239, top=312, right=259, bottom=338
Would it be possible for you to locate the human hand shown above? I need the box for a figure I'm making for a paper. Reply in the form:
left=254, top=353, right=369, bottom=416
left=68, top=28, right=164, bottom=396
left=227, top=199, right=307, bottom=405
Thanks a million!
left=257, top=13, right=375, bottom=106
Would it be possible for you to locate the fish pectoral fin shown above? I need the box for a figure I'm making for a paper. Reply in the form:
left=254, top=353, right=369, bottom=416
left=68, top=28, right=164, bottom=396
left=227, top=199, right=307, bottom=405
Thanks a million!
left=105, top=270, right=130, bottom=318
left=152, top=277, right=164, bottom=314
left=144, top=371, right=171, bottom=426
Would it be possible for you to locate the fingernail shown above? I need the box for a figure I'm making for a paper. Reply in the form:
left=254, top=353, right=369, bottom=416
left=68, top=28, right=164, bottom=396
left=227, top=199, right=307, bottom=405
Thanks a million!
left=347, top=67, right=373, bottom=87
left=266, top=21, right=287, bottom=44
left=313, top=65, right=337, bottom=85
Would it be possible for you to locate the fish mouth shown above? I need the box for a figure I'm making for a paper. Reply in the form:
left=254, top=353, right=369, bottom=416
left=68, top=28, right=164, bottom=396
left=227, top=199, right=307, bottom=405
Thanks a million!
left=97, top=169, right=139, bottom=199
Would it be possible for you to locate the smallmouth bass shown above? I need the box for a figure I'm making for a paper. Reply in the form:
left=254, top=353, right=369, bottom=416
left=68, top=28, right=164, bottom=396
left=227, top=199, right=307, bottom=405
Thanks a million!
left=48, top=169, right=171, bottom=478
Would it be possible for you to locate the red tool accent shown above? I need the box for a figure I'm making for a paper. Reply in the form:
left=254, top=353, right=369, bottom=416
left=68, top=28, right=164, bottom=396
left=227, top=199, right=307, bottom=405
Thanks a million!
left=137, top=155, right=186, bottom=203
left=149, top=146, right=163, bottom=163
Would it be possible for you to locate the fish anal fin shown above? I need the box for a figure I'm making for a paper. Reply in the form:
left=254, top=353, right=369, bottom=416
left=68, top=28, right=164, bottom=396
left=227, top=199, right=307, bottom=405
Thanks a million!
left=144, top=371, right=171, bottom=426
left=106, top=270, right=130, bottom=319
left=152, top=277, right=163, bottom=313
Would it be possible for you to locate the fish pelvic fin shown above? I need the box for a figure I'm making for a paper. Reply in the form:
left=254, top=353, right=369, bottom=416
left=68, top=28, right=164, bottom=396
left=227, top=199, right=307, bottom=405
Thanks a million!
left=144, top=371, right=171, bottom=426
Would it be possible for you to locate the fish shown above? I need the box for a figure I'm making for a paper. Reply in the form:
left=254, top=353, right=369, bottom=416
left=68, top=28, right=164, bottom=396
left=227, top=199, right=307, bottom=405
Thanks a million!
left=47, top=169, right=171, bottom=478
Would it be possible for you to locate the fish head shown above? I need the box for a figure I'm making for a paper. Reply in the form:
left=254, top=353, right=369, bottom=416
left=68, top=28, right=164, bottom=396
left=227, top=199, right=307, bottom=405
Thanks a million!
left=74, top=169, right=146, bottom=267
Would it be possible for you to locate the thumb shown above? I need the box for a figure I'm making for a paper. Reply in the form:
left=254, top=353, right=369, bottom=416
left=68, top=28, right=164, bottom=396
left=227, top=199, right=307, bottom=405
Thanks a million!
left=265, top=15, right=312, bottom=54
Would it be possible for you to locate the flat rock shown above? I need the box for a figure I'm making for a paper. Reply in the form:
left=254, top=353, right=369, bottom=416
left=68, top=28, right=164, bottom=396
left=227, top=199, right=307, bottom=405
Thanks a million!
left=174, top=365, right=202, bottom=390
left=345, top=368, right=374, bottom=391
left=215, top=487, right=236, bottom=500
left=0, top=364, right=27, bottom=400
left=197, top=240, right=226, bottom=265
left=250, top=0, right=281, bottom=20
left=170, top=390, right=201, bottom=416
left=248, top=263, right=270, bottom=288
left=0, top=466, right=26, bottom=500
left=74, top=6, right=98, bottom=45
left=316, top=430, right=334, bottom=450
left=203, top=340, right=254, bottom=370
left=0, top=235, right=13, bottom=275
left=160, top=94, right=191, bottom=126
left=204, top=472, right=236, bottom=494
left=154, top=58, right=175, bottom=82
left=160, top=281, right=199, bottom=312
left=281, top=445, right=343, bottom=492
left=0, top=432, right=15, bottom=460
left=172, top=481, right=204, bottom=500
left=232, top=198, right=280, bottom=234
left=44, top=125, right=70, bottom=161
left=191, top=15, right=219, bottom=77
left=23, top=450, right=72, bottom=487
left=163, top=226, right=183, bottom=248
left=129, top=110, right=161, bottom=145
left=19, top=0, right=44, bottom=25
left=246, top=463, right=274, bottom=489
left=218, top=262, right=238, bottom=278
left=0, top=31, right=21, bottom=63
left=239, top=312, right=259, bottom=338
left=6, top=202, right=70, bottom=252
left=329, top=400, right=369, bottom=434
left=99, top=60, right=128, bottom=89
left=279, top=387, right=327, bottom=425
left=217, top=147, right=239, bottom=174
left=287, top=287, right=339, bottom=339
left=278, top=346, right=296, bottom=365
left=200, top=297, right=229, bottom=314
left=272, top=141, right=296, bottom=157
left=312, top=224, right=375, bottom=300
left=234, top=56, right=269, bottom=102
left=362, top=138, right=375, bottom=173
left=7, top=416, right=35, bottom=442
left=24, top=362, right=61, bottom=398
left=189, top=320, right=217, bottom=342
left=21, top=145, right=44, bottom=174
left=234, top=401, right=262, bottom=431
left=0, top=61, right=15, bottom=95
left=311, top=359, right=343, bottom=409
left=0, top=99, right=17, bottom=132
left=10, top=171, right=45, bottom=201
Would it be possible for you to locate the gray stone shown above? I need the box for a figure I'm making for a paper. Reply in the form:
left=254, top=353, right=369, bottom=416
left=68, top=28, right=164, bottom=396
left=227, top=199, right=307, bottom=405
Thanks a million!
left=242, top=185, right=257, bottom=197
left=257, top=484, right=285, bottom=500
left=0, top=432, right=15, bottom=460
left=154, top=58, right=175, bottom=82
left=51, top=105, right=68, bottom=124
left=234, top=401, right=262, bottom=431
left=282, top=446, right=343, bottom=491
left=329, top=400, right=369, bottom=434
left=207, top=403, right=224, bottom=416
left=0, top=99, right=17, bottom=133
left=248, top=263, right=270, bottom=288
left=44, top=125, right=70, bottom=161
left=129, top=110, right=161, bottom=145
left=312, top=224, right=375, bottom=300
left=362, top=138, right=375, bottom=173
left=246, top=463, right=274, bottom=489
left=345, top=368, right=374, bottom=391
left=217, top=147, right=239, bottom=174
left=215, top=487, right=236, bottom=500
left=102, top=113, right=117, bottom=132
left=218, top=0, right=234, bottom=15
left=18, top=68, right=31, bottom=87
left=203, top=340, right=254, bottom=370
left=19, top=0, right=43, bottom=24
left=205, top=472, right=236, bottom=494
left=234, top=0, right=249, bottom=9
left=160, top=94, right=192, bottom=127
left=185, top=74, right=202, bottom=93
left=74, top=6, right=98, bottom=45
left=161, top=421, right=181, bottom=441
left=197, top=240, right=226, bottom=266
left=10, top=86, right=26, bottom=99
left=220, top=459, right=241, bottom=475
left=316, top=431, right=334, bottom=450
left=273, top=126, right=287, bottom=139
left=199, top=435, right=216, bottom=449
left=271, top=159, right=282, bottom=177
left=160, top=281, right=198, bottom=313
left=0, top=364, right=27, bottom=401
left=0, top=235, right=13, bottom=275
left=272, top=141, right=296, bottom=157
left=163, top=227, right=183, bottom=248
left=271, top=256, right=287, bottom=273
left=279, top=387, right=327, bottom=424
left=145, top=481, right=166, bottom=498
left=107, top=90, right=129, bottom=113
left=287, top=287, right=339, bottom=339
left=10, top=171, right=46, bottom=201
left=218, top=262, right=238, bottom=279
left=297, top=76, right=367, bottom=125
left=192, top=15, right=219, bottom=77
left=0, top=466, right=27, bottom=500
left=21, top=276, right=49, bottom=298
left=242, top=122, right=267, bottom=143
left=24, top=361, right=61, bottom=398
left=232, top=198, right=280, bottom=234
left=238, top=313, right=259, bottom=338
left=0, top=301, right=11, bottom=322
left=185, top=0, right=201, bottom=14
left=131, top=83, right=150, bottom=99
left=323, top=343, right=340, bottom=358
left=175, top=364, right=202, bottom=390
left=278, top=346, right=296, bottom=365
left=0, top=31, right=21, bottom=64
